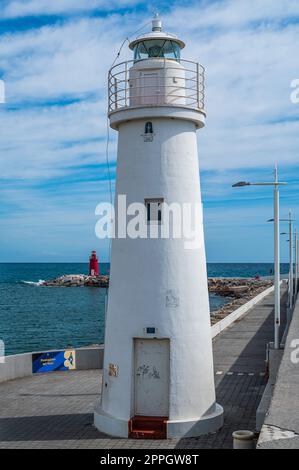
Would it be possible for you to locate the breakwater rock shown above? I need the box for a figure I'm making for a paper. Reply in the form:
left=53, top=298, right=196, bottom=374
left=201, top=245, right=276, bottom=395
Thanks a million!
left=42, top=274, right=109, bottom=288
left=208, top=278, right=272, bottom=298
left=210, top=278, right=273, bottom=325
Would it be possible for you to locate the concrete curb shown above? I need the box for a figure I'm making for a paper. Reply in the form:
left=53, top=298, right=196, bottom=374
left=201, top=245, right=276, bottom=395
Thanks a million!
left=211, top=284, right=276, bottom=339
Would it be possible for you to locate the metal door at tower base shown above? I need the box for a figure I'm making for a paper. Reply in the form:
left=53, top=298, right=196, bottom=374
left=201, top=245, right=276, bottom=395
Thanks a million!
left=134, top=338, right=170, bottom=416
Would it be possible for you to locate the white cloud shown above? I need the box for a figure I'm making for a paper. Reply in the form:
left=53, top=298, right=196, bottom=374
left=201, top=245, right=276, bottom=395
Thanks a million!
left=2, top=0, right=142, bottom=18
left=167, top=0, right=299, bottom=29
left=0, top=0, right=299, bottom=260
left=0, top=17, right=129, bottom=101
left=1, top=1, right=298, bottom=178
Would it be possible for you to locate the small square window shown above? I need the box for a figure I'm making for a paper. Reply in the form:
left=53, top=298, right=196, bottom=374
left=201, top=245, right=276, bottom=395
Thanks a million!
left=145, top=198, right=164, bottom=224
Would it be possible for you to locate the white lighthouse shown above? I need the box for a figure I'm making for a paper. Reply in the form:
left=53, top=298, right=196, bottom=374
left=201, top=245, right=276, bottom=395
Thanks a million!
left=94, top=16, right=223, bottom=439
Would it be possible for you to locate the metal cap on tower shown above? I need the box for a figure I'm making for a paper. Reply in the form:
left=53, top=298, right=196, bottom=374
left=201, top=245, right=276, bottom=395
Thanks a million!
left=152, top=13, right=162, bottom=32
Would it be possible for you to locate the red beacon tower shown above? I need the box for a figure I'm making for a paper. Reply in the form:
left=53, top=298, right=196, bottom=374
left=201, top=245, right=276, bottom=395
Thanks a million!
left=89, top=250, right=99, bottom=276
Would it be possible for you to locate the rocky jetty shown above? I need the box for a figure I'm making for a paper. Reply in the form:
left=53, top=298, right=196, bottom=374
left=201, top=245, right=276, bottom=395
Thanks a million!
left=42, top=274, right=109, bottom=288
left=208, top=277, right=272, bottom=298
left=209, top=278, right=273, bottom=325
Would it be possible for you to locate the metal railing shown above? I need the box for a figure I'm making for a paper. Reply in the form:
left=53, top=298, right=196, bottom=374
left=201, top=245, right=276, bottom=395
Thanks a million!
left=108, top=58, right=205, bottom=114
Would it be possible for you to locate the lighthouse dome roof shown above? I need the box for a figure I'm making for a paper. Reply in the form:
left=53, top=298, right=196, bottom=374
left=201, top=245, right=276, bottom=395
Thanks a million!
left=129, top=15, right=185, bottom=50
left=129, top=30, right=185, bottom=50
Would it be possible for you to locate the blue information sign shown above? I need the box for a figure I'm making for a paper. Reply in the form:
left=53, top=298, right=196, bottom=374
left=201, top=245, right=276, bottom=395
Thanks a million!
left=32, top=350, right=76, bottom=373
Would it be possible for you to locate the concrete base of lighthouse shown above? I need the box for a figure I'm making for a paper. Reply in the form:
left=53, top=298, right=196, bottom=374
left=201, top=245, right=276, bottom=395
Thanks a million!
left=166, top=404, right=224, bottom=438
left=94, top=404, right=224, bottom=439
left=94, top=406, right=129, bottom=438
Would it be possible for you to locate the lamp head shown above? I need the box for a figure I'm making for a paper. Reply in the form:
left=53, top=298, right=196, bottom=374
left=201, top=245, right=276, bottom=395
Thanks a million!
left=232, top=181, right=250, bottom=188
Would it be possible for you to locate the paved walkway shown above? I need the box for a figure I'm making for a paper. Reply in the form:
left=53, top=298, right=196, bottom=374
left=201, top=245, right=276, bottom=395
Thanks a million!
left=0, top=288, right=287, bottom=449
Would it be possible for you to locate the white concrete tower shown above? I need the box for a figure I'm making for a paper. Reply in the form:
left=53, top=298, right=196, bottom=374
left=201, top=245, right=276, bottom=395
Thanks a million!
left=94, top=16, right=223, bottom=438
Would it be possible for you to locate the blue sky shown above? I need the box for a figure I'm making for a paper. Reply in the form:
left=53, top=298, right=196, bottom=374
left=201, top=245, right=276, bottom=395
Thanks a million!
left=0, top=0, right=299, bottom=263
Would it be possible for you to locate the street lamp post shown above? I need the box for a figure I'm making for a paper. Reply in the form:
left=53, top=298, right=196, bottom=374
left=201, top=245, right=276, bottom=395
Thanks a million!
left=295, top=229, right=298, bottom=299
left=289, top=213, right=293, bottom=308
left=269, top=211, right=294, bottom=318
left=273, top=166, right=280, bottom=349
left=232, top=166, right=287, bottom=350
left=280, top=233, right=291, bottom=318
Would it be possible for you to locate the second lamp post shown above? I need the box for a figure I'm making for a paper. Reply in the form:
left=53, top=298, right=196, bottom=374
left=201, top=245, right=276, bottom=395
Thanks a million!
left=232, top=166, right=287, bottom=349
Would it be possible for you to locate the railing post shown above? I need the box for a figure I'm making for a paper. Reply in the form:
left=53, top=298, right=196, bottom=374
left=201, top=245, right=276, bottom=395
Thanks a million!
left=196, top=62, right=200, bottom=109
left=125, top=61, right=128, bottom=108
left=108, top=73, right=110, bottom=113
left=114, top=76, right=118, bottom=110
left=163, top=58, right=166, bottom=105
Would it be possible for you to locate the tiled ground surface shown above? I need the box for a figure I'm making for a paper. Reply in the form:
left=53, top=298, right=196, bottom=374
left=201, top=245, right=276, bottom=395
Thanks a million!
left=0, top=288, right=287, bottom=449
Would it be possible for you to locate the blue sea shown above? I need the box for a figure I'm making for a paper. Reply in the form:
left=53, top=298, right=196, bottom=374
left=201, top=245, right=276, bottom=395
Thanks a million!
left=0, top=263, right=289, bottom=356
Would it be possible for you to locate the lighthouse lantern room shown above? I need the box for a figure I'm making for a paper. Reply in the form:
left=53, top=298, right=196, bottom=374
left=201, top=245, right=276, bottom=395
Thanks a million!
left=94, top=15, right=223, bottom=439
